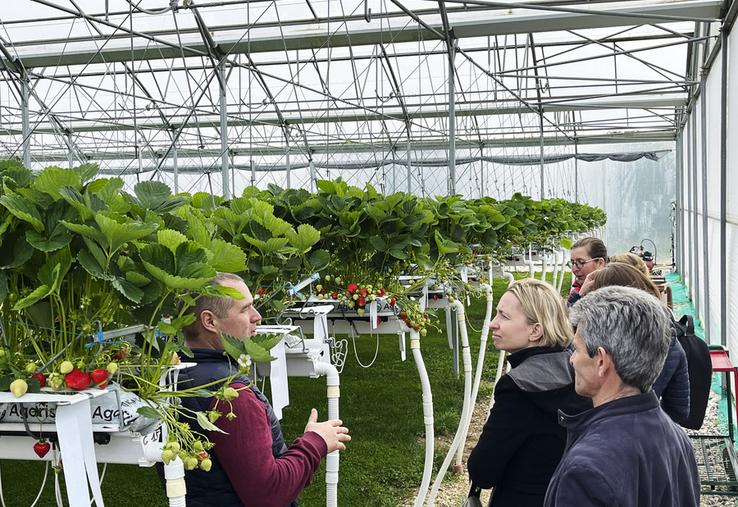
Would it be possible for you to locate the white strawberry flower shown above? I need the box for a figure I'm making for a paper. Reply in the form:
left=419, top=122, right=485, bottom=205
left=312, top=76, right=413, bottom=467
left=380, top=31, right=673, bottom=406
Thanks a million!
left=238, top=354, right=252, bottom=368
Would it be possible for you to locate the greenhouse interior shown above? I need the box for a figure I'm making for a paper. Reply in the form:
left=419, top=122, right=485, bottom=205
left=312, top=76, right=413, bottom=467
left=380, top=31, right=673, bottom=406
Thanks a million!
left=0, top=0, right=736, bottom=505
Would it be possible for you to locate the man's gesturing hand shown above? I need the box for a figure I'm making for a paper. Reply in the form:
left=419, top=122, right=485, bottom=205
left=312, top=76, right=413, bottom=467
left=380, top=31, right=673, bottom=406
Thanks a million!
left=305, top=408, right=351, bottom=453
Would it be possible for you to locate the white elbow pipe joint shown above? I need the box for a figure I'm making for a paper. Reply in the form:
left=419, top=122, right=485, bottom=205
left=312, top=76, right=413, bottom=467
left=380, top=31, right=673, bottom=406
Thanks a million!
left=164, top=457, right=187, bottom=507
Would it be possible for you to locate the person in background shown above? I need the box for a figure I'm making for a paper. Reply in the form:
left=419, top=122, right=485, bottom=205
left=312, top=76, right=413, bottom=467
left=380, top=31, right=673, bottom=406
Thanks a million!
left=566, top=237, right=607, bottom=307
left=468, top=279, right=591, bottom=507
left=608, top=252, right=649, bottom=277
left=180, top=273, right=350, bottom=507
left=544, top=286, right=699, bottom=506
left=584, top=262, right=689, bottom=423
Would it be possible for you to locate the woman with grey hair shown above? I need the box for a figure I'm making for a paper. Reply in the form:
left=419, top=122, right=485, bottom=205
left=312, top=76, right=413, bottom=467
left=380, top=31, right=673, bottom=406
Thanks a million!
left=468, top=279, right=590, bottom=507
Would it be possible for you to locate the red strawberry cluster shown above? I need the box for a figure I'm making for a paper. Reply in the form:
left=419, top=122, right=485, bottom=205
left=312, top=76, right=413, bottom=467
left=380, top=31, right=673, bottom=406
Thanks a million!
left=313, top=276, right=395, bottom=318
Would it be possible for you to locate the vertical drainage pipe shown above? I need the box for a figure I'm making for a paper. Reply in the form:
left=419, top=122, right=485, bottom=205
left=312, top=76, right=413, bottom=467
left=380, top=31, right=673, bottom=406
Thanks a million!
left=164, top=458, right=187, bottom=507
left=427, top=299, right=476, bottom=504
left=551, top=249, right=561, bottom=288
left=411, top=329, right=434, bottom=507
left=313, top=361, right=341, bottom=507
left=525, top=244, right=535, bottom=279
left=539, top=251, right=549, bottom=282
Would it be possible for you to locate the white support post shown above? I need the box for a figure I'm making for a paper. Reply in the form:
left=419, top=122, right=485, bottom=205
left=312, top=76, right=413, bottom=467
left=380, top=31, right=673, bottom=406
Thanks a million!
left=172, top=141, right=179, bottom=194
left=21, top=78, right=31, bottom=168
left=67, top=131, right=74, bottom=168
left=286, top=148, right=291, bottom=189
left=218, top=60, right=230, bottom=199
left=448, top=44, right=456, bottom=196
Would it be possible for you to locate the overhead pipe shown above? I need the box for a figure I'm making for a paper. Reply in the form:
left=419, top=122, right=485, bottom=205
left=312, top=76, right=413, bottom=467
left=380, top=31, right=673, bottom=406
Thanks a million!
left=313, top=361, right=341, bottom=507
left=411, top=329, right=434, bottom=507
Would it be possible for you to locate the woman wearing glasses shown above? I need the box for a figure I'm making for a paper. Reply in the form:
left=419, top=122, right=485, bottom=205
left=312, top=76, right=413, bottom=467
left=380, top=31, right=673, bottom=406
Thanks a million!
left=566, top=237, right=607, bottom=306
left=468, top=279, right=590, bottom=507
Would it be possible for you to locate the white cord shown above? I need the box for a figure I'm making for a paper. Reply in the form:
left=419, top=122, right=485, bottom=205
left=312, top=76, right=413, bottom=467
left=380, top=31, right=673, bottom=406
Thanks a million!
left=29, top=462, right=50, bottom=507
left=350, top=328, right=380, bottom=368
left=0, top=460, right=51, bottom=507
left=0, top=462, right=6, bottom=507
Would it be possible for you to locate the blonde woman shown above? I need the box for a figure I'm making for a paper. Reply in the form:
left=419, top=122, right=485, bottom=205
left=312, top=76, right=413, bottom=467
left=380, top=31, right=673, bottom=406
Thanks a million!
left=468, top=279, right=590, bottom=507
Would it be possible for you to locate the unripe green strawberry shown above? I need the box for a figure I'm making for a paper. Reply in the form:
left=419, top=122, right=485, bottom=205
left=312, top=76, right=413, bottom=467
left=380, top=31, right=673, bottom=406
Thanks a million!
left=106, top=362, right=119, bottom=375
left=184, top=457, right=199, bottom=470
left=161, top=449, right=175, bottom=464
left=25, top=362, right=37, bottom=374
left=59, top=361, right=74, bottom=374
left=0, top=349, right=6, bottom=358
left=48, top=374, right=64, bottom=390
left=208, top=410, right=222, bottom=423
left=200, top=458, right=212, bottom=472
left=10, top=379, right=28, bottom=398
left=356, top=308, right=365, bottom=317
left=193, top=441, right=204, bottom=452
left=167, top=441, right=181, bottom=454
left=222, top=387, right=239, bottom=401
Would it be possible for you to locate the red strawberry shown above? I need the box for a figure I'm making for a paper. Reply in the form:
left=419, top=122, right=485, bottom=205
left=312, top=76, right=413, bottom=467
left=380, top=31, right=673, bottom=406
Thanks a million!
left=65, top=369, right=92, bottom=391
left=359, top=288, right=368, bottom=297
left=31, top=373, right=46, bottom=388
left=33, top=440, right=51, bottom=458
left=389, top=297, right=396, bottom=306
left=197, top=450, right=209, bottom=460
left=91, top=368, right=109, bottom=387
left=347, top=283, right=358, bottom=294
left=331, top=291, right=338, bottom=299
left=256, top=287, right=266, bottom=296
left=378, top=288, right=385, bottom=297
left=433, top=294, right=439, bottom=301
left=357, top=296, right=366, bottom=307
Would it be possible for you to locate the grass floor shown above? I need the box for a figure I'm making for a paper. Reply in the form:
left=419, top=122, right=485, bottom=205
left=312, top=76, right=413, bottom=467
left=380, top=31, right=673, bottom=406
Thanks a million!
left=0, top=273, right=570, bottom=506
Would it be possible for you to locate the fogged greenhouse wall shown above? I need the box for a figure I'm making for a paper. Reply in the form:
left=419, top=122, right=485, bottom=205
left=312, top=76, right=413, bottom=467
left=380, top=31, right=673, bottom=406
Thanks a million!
left=576, top=142, right=676, bottom=263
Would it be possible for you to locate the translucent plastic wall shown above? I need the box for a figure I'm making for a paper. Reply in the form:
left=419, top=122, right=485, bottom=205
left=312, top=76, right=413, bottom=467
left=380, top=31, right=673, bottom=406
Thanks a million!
left=677, top=26, right=737, bottom=353
left=576, top=142, right=675, bottom=262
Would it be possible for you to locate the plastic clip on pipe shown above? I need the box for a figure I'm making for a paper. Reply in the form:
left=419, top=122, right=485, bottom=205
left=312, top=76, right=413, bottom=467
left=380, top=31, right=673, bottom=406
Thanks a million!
left=411, top=329, right=434, bottom=507
left=313, top=361, right=341, bottom=507
left=164, top=457, right=187, bottom=507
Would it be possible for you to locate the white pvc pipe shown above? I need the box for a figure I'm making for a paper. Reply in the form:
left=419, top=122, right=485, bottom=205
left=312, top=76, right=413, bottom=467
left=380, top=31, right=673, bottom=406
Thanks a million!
left=539, top=251, right=549, bottom=282
left=411, top=330, right=434, bottom=507
left=454, top=286, right=493, bottom=468
left=313, top=362, right=341, bottom=507
left=164, top=457, right=187, bottom=507
left=427, top=299, right=475, bottom=505
left=552, top=249, right=560, bottom=287
left=554, top=248, right=565, bottom=292
left=526, top=245, right=535, bottom=278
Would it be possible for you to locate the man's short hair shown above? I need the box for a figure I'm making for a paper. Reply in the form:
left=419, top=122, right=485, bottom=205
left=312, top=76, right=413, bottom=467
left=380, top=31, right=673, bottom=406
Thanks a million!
left=572, top=237, right=608, bottom=261
left=569, top=285, right=671, bottom=392
left=182, top=272, right=244, bottom=340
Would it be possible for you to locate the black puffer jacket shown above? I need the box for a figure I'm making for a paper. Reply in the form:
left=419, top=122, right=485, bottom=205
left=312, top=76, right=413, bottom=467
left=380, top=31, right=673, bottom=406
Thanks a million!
left=179, top=348, right=295, bottom=507
left=468, top=346, right=591, bottom=507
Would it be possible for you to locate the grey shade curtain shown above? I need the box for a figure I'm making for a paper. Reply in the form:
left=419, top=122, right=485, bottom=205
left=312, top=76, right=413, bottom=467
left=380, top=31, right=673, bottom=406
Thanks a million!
left=97, top=150, right=670, bottom=175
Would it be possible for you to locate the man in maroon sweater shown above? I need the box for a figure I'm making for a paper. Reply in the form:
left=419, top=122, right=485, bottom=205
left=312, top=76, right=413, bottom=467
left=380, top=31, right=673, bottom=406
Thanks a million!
left=181, top=273, right=351, bottom=507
